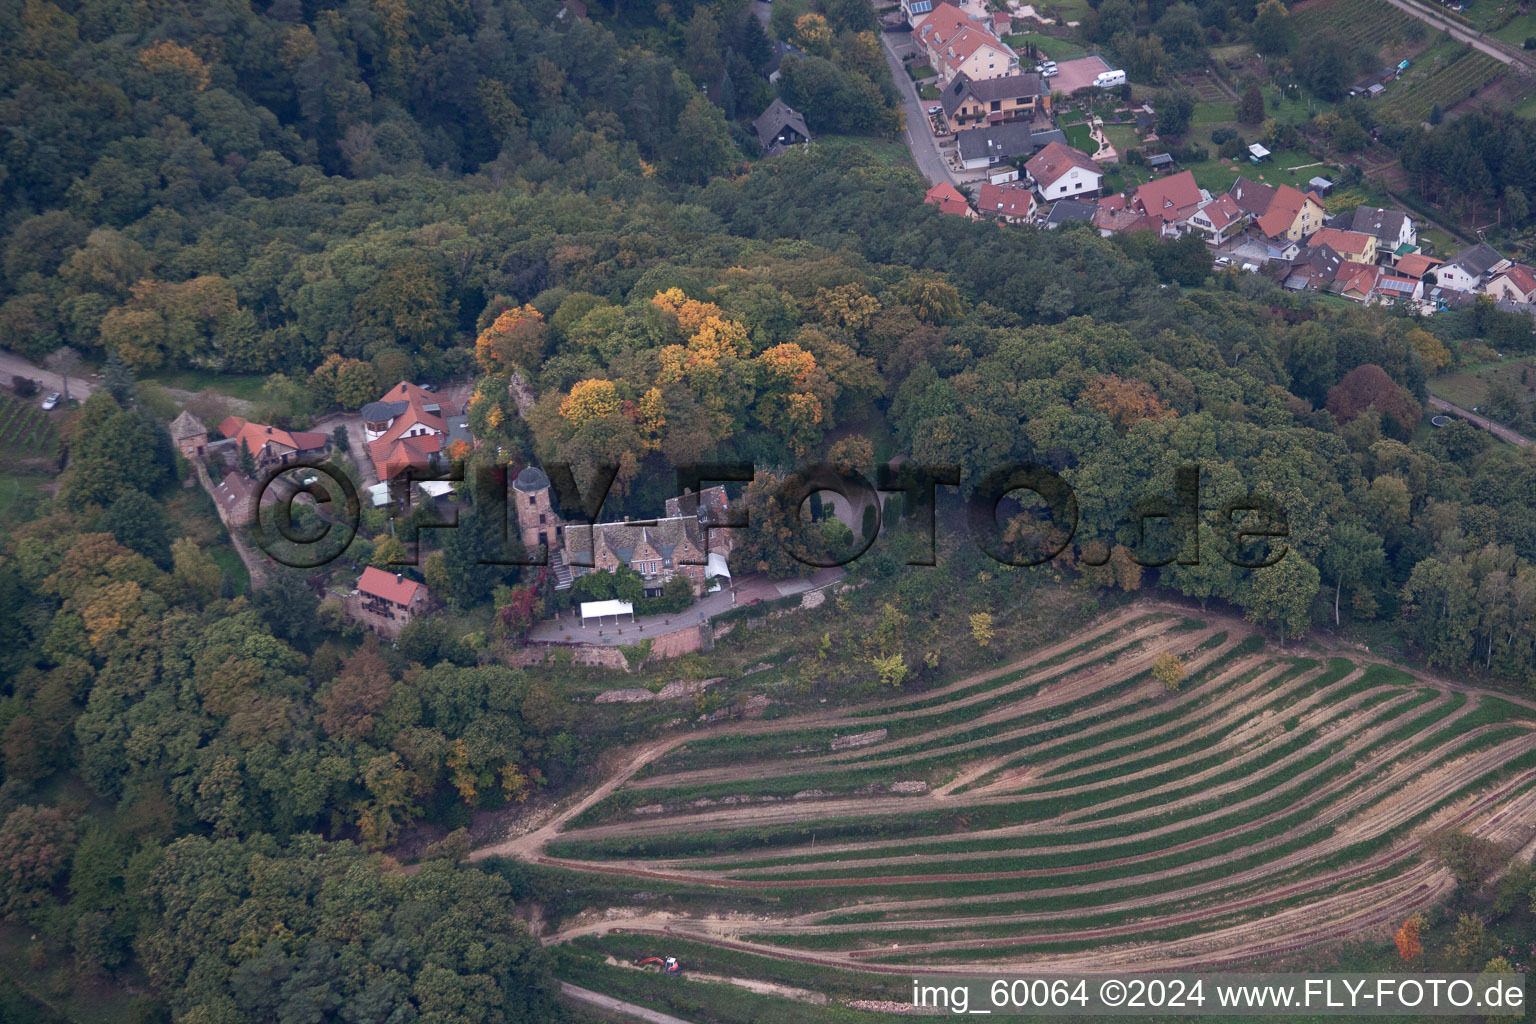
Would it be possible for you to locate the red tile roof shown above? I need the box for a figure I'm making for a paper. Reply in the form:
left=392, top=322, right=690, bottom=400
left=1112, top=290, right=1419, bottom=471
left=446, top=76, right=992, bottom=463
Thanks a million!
left=1334, top=262, right=1381, bottom=299
left=917, top=2, right=974, bottom=46
left=358, top=566, right=427, bottom=606
left=1130, top=169, right=1203, bottom=223
left=1196, top=194, right=1243, bottom=231
left=366, top=381, right=452, bottom=479
left=218, top=416, right=328, bottom=459
left=976, top=182, right=1034, bottom=218
left=924, top=181, right=973, bottom=217
left=1393, top=254, right=1442, bottom=280
left=1255, top=185, right=1322, bottom=240
left=1496, top=263, right=1536, bottom=296
left=1026, top=141, right=1100, bottom=190
left=1308, top=227, right=1374, bottom=257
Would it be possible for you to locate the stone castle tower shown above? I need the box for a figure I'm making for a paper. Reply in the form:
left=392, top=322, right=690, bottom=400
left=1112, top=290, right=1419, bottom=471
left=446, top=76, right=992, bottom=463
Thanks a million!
left=512, top=464, right=561, bottom=555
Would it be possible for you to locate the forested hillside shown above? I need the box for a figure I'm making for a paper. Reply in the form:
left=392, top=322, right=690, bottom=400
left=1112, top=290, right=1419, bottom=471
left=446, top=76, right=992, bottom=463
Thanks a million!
left=2, top=0, right=1536, bottom=1020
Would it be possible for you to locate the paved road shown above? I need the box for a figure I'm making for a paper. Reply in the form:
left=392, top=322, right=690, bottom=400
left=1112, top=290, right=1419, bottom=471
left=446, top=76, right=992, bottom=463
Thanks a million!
left=0, top=349, right=95, bottom=401
left=560, top=981, right=698, bottom=1024
left=878, top=30, right=959, bottom=187
left=1428, top=395, right=1532, bottom=447
left=1380, top=0, right=1532, bottom=68
left=527, top=567, right=843, bottom=645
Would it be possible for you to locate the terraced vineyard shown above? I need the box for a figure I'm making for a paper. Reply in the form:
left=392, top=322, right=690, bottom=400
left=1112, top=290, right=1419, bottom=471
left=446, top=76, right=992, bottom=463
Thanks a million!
left=1291, top=0, right=1419, bottom=51
left=1379, top=50, right=1506, bottom=122
left=476, top=605, right=1536, bottom=971
left=0, top=393, right=61, bottom=468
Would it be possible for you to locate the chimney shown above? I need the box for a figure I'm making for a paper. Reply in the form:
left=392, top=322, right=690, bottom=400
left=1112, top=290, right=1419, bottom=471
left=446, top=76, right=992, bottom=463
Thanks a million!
left=396, top=573, right=403, bottom=585
left=266, top=426, right=272, bottom=433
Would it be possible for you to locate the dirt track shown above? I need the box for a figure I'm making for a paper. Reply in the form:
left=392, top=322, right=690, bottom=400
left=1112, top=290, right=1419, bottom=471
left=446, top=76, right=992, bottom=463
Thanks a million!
left=469, top=600, right=1536, bottom=976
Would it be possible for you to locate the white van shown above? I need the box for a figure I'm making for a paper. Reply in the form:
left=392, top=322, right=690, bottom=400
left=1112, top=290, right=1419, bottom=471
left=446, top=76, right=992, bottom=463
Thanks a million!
left=1093, top=69, right=1127, bottom=88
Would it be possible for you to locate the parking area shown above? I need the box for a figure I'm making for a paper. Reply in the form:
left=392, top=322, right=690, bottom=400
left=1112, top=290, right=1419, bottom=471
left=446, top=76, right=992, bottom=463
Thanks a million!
left=1051, top=54, right=1113, bottom=94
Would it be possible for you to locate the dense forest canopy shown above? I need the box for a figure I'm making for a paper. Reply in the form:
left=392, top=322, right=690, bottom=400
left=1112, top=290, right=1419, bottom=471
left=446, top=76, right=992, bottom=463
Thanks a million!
left=3, top=0, right=1536, bottom=1020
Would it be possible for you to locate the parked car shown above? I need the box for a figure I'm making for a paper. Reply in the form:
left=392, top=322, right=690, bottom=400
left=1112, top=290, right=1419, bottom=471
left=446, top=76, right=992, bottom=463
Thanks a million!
left=40, top=392, right=61, bottom=410
left=927, top=104, right=942, bottom=115
left=1214, top=256, right=1232, bottom=267
left=1040, top=65, right=1059, bottom=78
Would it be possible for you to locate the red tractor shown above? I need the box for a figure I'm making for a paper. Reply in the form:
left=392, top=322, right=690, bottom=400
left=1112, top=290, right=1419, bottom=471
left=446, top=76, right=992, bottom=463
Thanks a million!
left=634, top=956, right=681, bottom=974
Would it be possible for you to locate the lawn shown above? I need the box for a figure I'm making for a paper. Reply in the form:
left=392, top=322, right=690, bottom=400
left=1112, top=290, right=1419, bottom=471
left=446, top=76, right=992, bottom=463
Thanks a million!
left=817, top=135, right=917, bottom=170
left=209, top=545, right=252, bottom=595
left=907, top=62, right=934, bottom=80
left=1429, top=356, right=1536, bottom=416
left=1004, top=32, right=1087, bottom=60
left=1063, top=121, right=1095, bottom=152
left=144, top=369, right=268, bottom=402
left=1191, top=100, right=1236, bottom=125
left=0, top=473, right=47, bottom=522
left=1181, top=148, right=1322, bottom=195
left=1418, top=225, right=1460, bottom=259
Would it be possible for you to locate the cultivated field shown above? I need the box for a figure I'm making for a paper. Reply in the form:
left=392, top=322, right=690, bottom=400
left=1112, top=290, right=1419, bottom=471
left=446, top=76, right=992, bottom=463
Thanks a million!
left=0, top=394, right=61, bottom=469
left=479, top=606, right=1536, bottom=972
left=1291, top=0, right=1419, bottom=52
left=1379, top=50, right=1506, bottom=122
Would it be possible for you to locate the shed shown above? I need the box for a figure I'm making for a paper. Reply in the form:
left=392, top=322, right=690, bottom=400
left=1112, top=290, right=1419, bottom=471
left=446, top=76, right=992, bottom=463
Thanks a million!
left=1308, top=176, right=1334, bottom=195
left=1248, top=143, right=1270, bottom=163
left=1146, top=152, right=1174, bottom=171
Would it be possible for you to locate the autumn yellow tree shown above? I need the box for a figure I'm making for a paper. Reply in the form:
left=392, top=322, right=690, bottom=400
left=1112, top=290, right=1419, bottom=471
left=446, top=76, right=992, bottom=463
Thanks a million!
left=474, top=303, right=545, bottom=373
left=559, top=378, right=623, bottom=426
left=138, top=40, right=211, bottom=91
left=1152, top=651, right=1185, bottom=692
left=793, top=12, right=833, bottom=54
left=970, top=612, right=994, bottom=648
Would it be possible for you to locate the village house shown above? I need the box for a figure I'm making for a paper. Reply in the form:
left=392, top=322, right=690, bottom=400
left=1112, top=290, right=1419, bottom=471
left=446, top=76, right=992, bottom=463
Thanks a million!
left=217, top=416, right=328, bottom=472
left=362, top=381, right=472, bottom=483
left=1485, top=263, right=1536, bottom=304
left=350, top=566, right=431, bottom=638
left=1044, top=198, right=1098, bottom=229
left=1282, top=243, right=1344, bottom=292
left=901, top=0, right=936, bottom=27
left=212, top=471, right=260, bottom=527
left=170, top=410, right=208, bottom=460
left=1092, top=193, right=1161, bottom=236
left=1026, top=141, right=1102, bottom=201
left=1186, top=194, right=1248, bottom=245
left=1254, top=184, right=1327, bottom=247
left=955, top=122, right=1050, bottom=175
left=940, top=71, right=1050, bottom=131
left=1307, top=227, right=1378, bottom=265
left=753, top=99, right=812, bottom=157
left=924, top=181, right=976, bottom=217
left=1435, top=243, right=1506, bottom=294
left=1127, top=170, right=1207, bottom=236
left=976, top=181, right=1037, bottom=223
left=916, top=3, right=1019, bottom=84
left=1392, top=253, right=1443, bottom=283
left=1346, top=205, right=1416, bottom=255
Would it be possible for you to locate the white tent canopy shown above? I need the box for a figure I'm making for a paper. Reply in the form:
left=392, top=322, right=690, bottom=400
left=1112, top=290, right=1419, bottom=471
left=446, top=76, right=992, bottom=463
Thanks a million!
left=366, top=482, right=390, bottom=507
left=580, top=599, right=634, bottom=625
left=417, top=480, right=454, bottom=498
left=707, top=552, right=731, bottom=579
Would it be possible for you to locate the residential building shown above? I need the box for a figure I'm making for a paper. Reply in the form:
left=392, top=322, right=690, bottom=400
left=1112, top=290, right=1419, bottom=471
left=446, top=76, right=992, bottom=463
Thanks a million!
left=1093, top=193, right=1162, bottom=236
left=901, top=0, right=936, bottom=27
left=924, top=181, right=976, bottom=217
left=1228, top=176, right=1278, bottom=219
left=976, top=181, right=1037, bottom=223
left=956, top=122, right=1040, bottom=171
left=1026, top=141, right=1102, bottom=201
left=1254, top=184, right=1326, bottom=244
left=1127, top=170, right=1208, bottom=234
left=1307, top=227, right=1378, bottom=265
left=916, top=3, right=1019, bottom=83
left=1486, top=263, right=1536, bottom=304
left=212, top=471, right=259, bottom=527
left=1333, top=262, right=1382, bottom=303
left=1283, top=244, right=1344, bottom=292
left=170, top=410, right=207, bottom=460
left=218, top=416, right=328, bottom=472
left=362, top=381, right=471, bottom=482
left=1348, top=205, right=1416, bottom=252
left=1393, top=253, right=1443, bottom=282
left=754, top=99, right=812, bottom=156
left=1044, top=199, right=1098, bottom=229
left=351, top=566, right=431, bottom=638
left=940, top=71, right=1049, bottom=131
left=1187, top=194, right=1248, bottom=245
left=1435, top=243, right=1506, bottom=293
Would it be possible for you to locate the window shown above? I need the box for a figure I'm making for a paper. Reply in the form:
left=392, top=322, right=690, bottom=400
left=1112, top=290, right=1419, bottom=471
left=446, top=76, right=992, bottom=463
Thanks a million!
left=538, top=513, right=546, bottom=524
left=990, top=100, right=1001, bottom=111
left=528, top=496, right=536, bottom=505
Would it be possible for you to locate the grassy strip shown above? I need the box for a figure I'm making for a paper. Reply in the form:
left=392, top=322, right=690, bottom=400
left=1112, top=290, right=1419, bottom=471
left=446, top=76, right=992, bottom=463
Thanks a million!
left=553, top=946, right=893, bottom=1024
left=568, top=933, right=910, bottom=1003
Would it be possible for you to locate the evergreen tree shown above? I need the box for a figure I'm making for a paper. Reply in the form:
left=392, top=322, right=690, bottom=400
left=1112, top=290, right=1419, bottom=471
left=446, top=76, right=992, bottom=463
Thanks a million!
left=102, top=352, right=136, bottom=406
